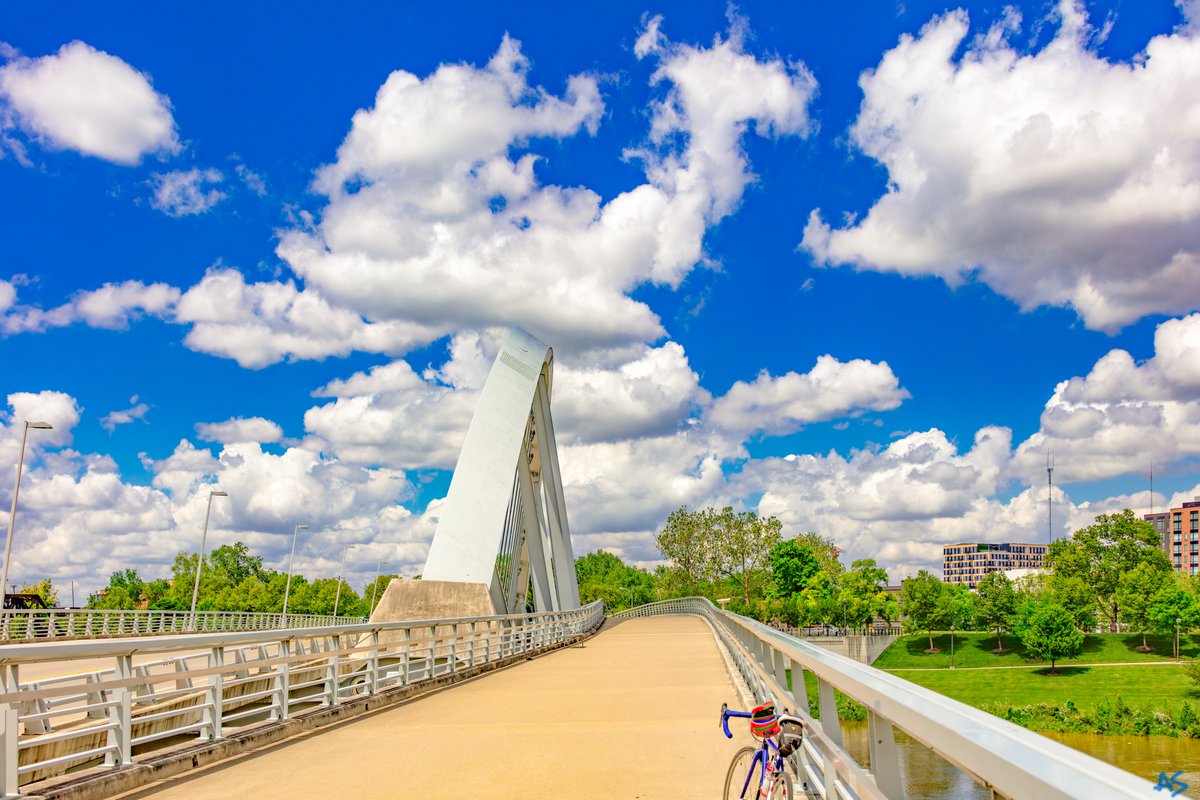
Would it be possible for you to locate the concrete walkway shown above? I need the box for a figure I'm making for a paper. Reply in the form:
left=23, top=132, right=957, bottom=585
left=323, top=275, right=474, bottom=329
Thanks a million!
left=116, top=616, right=742, bottom=799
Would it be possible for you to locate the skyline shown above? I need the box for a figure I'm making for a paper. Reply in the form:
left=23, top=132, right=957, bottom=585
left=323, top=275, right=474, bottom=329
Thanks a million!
left=2, top=0, right=1199, bottom=596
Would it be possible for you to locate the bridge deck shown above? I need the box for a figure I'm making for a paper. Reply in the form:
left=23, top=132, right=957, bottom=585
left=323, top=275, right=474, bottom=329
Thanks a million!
left=116, top=616, right=741, bottom=799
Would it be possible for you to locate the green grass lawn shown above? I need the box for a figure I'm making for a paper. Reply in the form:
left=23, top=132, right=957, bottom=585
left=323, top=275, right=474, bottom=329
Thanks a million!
left=872, top=632, right=1200, bottom=670
left=890, top=663, right=1199, bottom=711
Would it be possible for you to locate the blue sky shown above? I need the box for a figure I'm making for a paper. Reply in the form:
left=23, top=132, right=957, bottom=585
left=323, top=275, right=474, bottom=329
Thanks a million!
left=2, top=0, right=1199, bottom=594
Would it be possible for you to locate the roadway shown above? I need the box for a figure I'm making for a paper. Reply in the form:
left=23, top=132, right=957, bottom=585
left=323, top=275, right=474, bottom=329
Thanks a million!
left=113, top=615, right=743, bottom=799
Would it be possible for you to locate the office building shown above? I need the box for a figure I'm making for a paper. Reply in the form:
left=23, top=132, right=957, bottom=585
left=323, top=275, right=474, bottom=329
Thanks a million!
left=942, top=542, right=1048, bottom=589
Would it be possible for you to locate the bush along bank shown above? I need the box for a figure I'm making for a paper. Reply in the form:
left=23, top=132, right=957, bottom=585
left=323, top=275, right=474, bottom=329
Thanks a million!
left=982, top=697, right=1200, bottom=738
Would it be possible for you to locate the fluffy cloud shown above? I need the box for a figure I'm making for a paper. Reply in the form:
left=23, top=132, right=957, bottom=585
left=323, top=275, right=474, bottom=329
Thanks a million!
left=554, top=342, right=709, bottom=443
left=195, top=416, right=283, bottom=444
left=1012, top=313, right=1200, bottom=482
left=0, top=279, right=179, bottom=334
left=707, top=355, right=909, bottom=438
left=100, top=396, right=149, bottom=433
left=174, top=269, right=437, bottom=369
left=803, top=1, right=1200, bottom=331
left=150, top=168, right=227, bottom=216
left=0, top=41, right=177, bottom=164
left=0, top=392, right=432, bottom=594
left=156, top=23, right=818, bottom=367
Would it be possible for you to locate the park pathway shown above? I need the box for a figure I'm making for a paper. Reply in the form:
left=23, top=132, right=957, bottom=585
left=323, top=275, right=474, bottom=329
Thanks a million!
left=114, top=616, right=742, bottom=800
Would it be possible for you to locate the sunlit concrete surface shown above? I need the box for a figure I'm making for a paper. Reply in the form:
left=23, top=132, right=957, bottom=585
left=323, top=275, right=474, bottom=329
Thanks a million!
left=117, top=616, right=741, bottom=799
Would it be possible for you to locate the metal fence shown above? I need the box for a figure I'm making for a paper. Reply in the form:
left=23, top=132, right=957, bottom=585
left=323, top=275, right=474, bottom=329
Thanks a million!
left=613, top=598, right=1159, bottom=800
left=0, top=609, right=367, bottom=641
left=0, top=601, right=604, bottom=794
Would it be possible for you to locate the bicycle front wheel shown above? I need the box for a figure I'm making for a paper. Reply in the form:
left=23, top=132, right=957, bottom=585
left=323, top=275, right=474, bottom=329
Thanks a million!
left=724, top=746, right=761, bottom=800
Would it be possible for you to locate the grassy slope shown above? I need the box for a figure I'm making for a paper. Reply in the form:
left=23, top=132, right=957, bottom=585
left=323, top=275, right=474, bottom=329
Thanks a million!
left=893, top=664, right=1196, bottom=711
left=872, top=632, right=1200, bottom=670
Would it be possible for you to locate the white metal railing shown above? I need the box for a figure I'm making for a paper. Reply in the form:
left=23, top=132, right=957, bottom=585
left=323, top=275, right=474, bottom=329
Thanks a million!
left=0, top=601, right=604, bottom=795
left=613, top=598, right=1160, bottom=800
left=0, top=609, right=367, bottom=641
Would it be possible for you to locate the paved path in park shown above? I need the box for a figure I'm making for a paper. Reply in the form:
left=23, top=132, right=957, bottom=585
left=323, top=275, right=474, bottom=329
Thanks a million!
left=116, top=616, right=742, bottom=800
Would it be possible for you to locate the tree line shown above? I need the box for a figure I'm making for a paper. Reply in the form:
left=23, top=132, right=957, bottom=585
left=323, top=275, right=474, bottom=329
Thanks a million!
left=27, top=542, right=400, bottom=618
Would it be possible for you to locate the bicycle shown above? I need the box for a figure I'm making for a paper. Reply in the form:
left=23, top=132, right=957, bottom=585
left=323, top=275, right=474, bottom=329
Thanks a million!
left=720, top=701, right=805, bottom=799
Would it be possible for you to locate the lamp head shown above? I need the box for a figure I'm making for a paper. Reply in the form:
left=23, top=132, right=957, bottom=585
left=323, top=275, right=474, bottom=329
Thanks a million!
left=296, top=524, right=309, bottom=531
left=28, top=421, right=53, bottom=429
left=210, top=491, right=228, bottom=497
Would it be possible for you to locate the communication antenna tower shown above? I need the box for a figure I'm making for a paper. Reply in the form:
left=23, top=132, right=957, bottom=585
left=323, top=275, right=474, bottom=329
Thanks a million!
left=1046, top=451, right=1054, bottom=544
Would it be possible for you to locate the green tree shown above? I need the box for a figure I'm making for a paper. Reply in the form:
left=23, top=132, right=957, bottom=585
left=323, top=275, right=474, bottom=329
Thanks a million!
left=708, top=507, right=783, bottom=604
left=17, top=578, right=58, bottom=607
left=208, top=542, right=265, bottom=585
left=768, top=540, right=820, bottom=598
left=1047, top=509, right=1168, bottom=632
left=1019, top=600, right=1084, bottom=674
left=1046, top=574, right=1098, bottom=632
left=799, top=570, right=840, bottom=627
left=1148, top=576, right=1200, bottom=651
left=90, top=585, right=137, bottom=610
left=791, top=532, right=845, bottom=580
left=575, top=550, right=655, bottom=611
left=655, top=506, right=712, bottom=596
left=837, top=559, right=895, bottom=627
left=974, top=570, right=1018, bottom=651
left=899, top=571, right=949, bottom=651
left=1116, top=562, right=1173, bottom=650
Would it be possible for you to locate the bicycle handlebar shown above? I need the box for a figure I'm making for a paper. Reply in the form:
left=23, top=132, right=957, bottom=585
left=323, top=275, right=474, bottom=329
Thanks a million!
left=720, top=702, right=805, bottom=739
left=720, top=702, right=753, bottom=738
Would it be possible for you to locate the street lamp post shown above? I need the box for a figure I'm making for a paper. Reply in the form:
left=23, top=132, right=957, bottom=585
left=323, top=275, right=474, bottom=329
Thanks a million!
left=188, top=490, right=228, bottom=628
left=1177, top=617, right=1183, bottom=661
left=368, top=558, right=389, bottom=616
left=281, top=524, right=309, bottom=626
left=2, top=421, right=53, bottom=608
left=333, top=544, right=357, bottom=617
left=950, top=624, right=957, bottom=670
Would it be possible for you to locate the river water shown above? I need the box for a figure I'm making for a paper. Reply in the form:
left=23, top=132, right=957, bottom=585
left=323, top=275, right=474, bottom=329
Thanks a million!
left=837, top=721, right=1200, bottom=799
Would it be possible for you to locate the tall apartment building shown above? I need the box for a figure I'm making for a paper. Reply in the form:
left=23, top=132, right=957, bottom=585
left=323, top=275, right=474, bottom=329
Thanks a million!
left=1145, top=511, right=1170, bottom=551
left=1158, top=498, right=1200, bottom=575
left=942, top=542, right=1048, bottom=589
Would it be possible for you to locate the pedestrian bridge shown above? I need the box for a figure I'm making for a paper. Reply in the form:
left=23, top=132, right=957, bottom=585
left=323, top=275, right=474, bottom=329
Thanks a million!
left=0, top=599, right=1162, bottom=800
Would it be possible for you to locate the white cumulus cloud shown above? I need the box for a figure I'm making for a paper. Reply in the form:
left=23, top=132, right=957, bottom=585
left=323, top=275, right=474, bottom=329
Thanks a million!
left=150, top=168, right=227, bottom=216
left=707, top=355, right=909, bottom=438
left=0, top=41, right=178, bottom=164
left=803, top=1, right=1200, bottom=331
left=195, top=417, right=284, bottom=444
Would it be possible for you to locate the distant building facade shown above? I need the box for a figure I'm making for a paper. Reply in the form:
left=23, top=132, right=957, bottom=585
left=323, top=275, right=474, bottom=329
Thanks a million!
left=942, top=542, right=1048, bottom=589
left=1156, top=498, right=1200, bottom=575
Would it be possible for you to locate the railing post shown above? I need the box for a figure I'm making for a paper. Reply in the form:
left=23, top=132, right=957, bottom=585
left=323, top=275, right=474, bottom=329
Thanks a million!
left=0, top=704, right=18, bottom=798
left=203, top=647, right=224, bottom=739
left=401, top=627, right=411, bottom=685
left=468, top=622, right=477, bottom=668
left=816, top=677, right=843, bottom=748
left=273, top=640, right=292, bottom=721
left=106, top=655, right=133, bottom=766
left=868, top=711, right=906, bottom=799
left=427, top=625, right=437, bottom=678
left=325, top=636, right=340, bottom=705
left=366, top=631, right=380, bottom=696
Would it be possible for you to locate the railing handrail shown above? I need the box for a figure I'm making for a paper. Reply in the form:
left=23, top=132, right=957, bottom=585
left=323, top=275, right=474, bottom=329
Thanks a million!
left=614, top=597, right=1158, bottom=800
left=0, top=603, right=601, bottom=665
left=0, top=608, right=370, bottom=644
